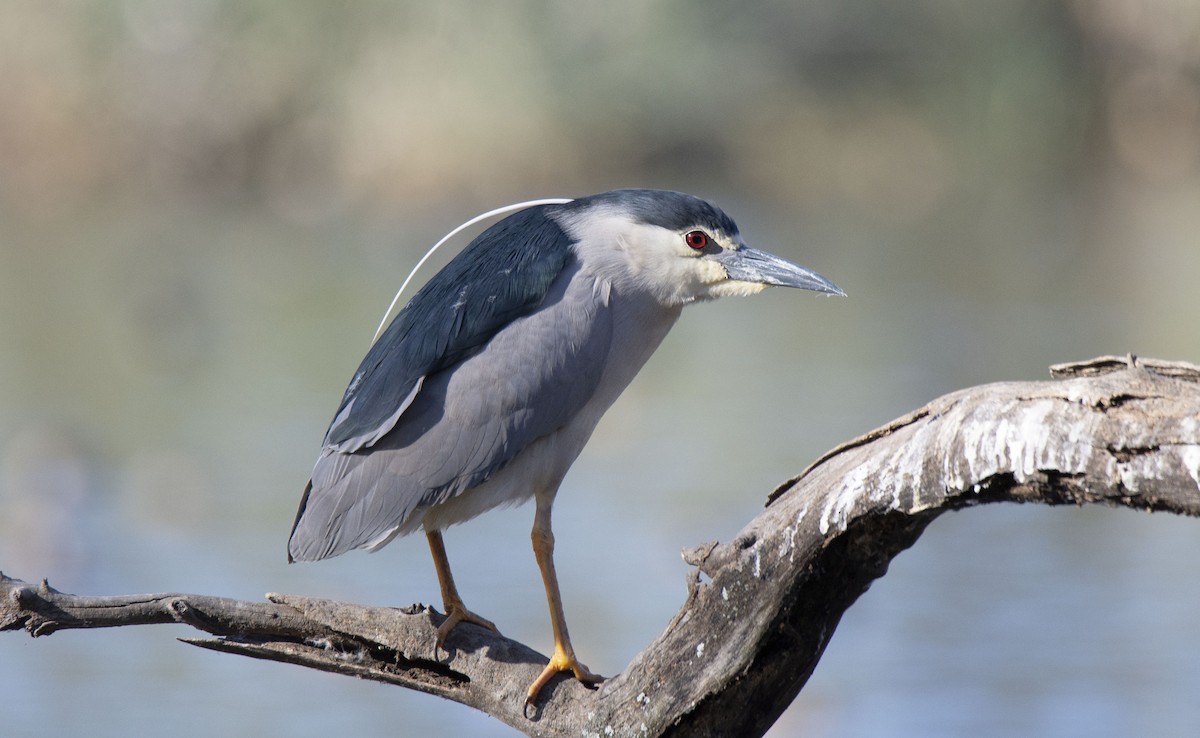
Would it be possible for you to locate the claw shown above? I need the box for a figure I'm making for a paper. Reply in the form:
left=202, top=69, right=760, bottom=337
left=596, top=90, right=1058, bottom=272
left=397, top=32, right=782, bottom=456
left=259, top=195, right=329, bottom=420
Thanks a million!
left=525, top=647, right=604, bottom=704
left=435, top=603, right=498, bottom=651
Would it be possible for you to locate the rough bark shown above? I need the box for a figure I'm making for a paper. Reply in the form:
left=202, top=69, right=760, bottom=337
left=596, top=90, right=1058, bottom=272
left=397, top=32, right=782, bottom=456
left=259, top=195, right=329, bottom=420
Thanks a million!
left=4, top=356, right=1199, bottom=737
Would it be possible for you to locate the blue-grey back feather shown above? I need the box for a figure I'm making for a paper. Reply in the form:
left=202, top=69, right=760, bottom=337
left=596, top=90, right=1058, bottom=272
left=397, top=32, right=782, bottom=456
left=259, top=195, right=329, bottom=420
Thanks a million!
left=324, top=206, right=575, bottom=451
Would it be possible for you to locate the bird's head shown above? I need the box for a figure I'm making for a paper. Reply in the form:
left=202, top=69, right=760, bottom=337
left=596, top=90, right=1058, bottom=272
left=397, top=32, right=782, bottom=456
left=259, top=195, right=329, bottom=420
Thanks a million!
left=553, top=189, right=844, bottom=307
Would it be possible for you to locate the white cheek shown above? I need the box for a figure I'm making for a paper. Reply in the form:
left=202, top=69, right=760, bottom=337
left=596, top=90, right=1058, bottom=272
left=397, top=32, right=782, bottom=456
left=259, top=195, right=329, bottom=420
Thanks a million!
left=694, top=259, right=728, bottom=285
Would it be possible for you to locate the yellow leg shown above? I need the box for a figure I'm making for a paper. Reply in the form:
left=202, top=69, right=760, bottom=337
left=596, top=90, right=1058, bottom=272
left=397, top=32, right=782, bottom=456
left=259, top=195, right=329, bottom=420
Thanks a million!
left=526, top=498, right=603, bottom=704
left=426, top=529, right=498, bottom=649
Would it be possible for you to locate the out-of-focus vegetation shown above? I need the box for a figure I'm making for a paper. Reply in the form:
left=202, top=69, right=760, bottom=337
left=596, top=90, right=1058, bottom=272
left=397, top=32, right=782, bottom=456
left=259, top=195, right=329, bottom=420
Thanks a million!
left=2, top=2, right=1198, bottom=737
left=4, top=2, right=1197, bottom=211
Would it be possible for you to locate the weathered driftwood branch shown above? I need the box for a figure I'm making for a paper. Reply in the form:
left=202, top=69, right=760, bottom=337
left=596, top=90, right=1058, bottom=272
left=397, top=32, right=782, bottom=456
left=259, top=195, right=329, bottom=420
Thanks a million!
left=4, top=356, right=1199, bottom=737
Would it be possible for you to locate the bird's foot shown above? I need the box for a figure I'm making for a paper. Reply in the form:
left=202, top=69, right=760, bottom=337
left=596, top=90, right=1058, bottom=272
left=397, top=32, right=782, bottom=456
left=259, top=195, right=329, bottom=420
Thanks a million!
left=435, top=603, right=498, bottom=651
left=526, top=649, right=604, bottom=705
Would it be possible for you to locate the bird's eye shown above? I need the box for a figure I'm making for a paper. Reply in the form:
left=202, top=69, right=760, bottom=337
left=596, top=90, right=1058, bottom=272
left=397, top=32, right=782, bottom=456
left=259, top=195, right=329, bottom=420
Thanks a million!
left=684, top=230, right=709, bottom=250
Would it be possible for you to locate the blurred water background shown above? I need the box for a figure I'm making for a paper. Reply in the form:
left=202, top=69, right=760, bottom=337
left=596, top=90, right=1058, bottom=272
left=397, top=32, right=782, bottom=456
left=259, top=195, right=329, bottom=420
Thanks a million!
left=3, top=2, right=1199, bottom=736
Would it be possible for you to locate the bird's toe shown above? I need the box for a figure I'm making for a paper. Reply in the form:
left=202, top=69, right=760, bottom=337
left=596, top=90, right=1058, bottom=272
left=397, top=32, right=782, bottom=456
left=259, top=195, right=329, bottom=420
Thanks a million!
left=435, top=604, right=499, bottom=651
left=525, top=651, right=604, bottom=705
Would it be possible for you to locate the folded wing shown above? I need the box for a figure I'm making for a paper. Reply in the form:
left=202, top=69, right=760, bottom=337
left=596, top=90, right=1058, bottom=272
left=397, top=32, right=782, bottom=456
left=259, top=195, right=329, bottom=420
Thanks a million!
left=289, top=205, right=614, bottom=561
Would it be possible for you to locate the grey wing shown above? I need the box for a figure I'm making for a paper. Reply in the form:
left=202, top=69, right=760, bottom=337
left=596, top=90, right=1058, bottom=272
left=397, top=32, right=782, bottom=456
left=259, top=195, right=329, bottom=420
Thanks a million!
left=288, top=263, right=614, bottom=561
left=323, top=204, right=575, bottom=453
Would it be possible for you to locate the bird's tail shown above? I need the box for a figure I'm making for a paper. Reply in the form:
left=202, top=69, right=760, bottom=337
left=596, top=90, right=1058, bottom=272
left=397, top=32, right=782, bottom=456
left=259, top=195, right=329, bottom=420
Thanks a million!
left=286, top=480, right=314, bottom=564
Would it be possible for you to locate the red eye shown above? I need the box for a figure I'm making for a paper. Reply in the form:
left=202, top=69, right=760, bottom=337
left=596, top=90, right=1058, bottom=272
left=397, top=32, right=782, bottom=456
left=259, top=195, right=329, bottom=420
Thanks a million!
left=685, top=230, right=709, bottom=250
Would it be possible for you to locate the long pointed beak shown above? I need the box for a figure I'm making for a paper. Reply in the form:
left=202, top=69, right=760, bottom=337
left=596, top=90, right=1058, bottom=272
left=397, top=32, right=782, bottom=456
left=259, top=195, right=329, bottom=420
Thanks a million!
left=716, top=246, right=846, bottom=296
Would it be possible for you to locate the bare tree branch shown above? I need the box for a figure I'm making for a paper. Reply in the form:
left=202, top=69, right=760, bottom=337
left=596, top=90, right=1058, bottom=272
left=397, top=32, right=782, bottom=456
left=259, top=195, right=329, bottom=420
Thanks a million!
left=4, top=356, right=1199, bottom=737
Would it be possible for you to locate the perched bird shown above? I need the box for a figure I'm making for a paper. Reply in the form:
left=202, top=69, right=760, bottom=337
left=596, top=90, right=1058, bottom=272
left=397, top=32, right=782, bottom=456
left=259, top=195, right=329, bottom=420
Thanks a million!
left=288, top=188, right=843, bottom=702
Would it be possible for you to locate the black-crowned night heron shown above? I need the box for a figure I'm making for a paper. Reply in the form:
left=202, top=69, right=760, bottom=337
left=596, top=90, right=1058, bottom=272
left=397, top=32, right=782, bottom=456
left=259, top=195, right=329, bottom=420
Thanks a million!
left=288, top=188, right=843, bottom=703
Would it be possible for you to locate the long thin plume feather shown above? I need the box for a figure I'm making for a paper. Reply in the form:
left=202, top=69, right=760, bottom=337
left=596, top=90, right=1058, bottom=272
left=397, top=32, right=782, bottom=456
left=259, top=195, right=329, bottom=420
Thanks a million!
left=372, top=198, right=574, bottom=343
